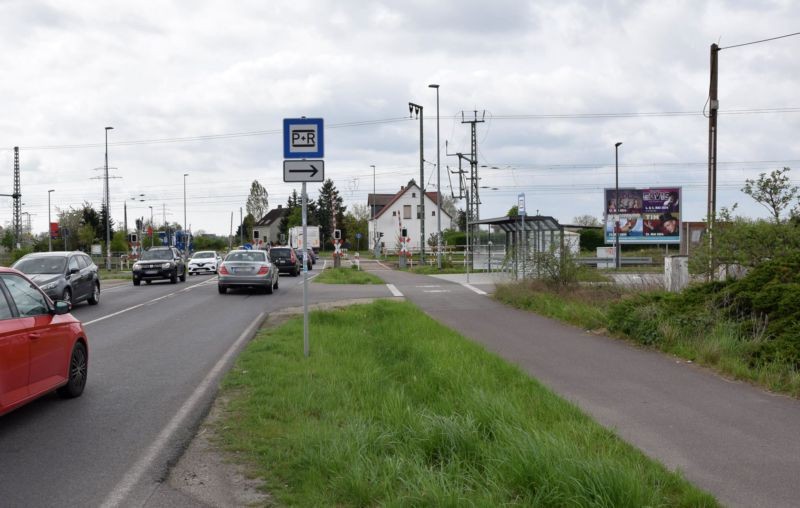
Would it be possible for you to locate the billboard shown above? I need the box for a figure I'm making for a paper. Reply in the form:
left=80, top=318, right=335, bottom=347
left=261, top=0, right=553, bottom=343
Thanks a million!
left=604, top=187, right=681, bottom=244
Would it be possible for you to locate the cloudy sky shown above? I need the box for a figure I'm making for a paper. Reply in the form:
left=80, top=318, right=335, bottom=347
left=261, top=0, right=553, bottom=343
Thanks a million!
left=1, top=0, right=798, bottom=236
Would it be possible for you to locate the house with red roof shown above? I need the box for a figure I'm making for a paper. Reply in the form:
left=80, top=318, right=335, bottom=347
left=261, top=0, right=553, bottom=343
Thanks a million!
left=367, top=179, right=452, bottom=253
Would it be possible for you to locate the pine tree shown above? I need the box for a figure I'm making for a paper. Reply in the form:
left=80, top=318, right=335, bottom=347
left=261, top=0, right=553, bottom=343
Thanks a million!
left=315, top=179, right=346, bottom=246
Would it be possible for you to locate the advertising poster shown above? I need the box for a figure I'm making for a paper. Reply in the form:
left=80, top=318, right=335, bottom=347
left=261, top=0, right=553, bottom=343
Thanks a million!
left=604, top=187, right=680, bottom=244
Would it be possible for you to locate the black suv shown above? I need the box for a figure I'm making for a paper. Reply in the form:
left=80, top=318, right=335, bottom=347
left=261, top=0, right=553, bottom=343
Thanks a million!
left=133, top=247, right=187, bottom=285
left=269, top=247, right=302, bottom=276
left=12, top=251, right=101, bottom=307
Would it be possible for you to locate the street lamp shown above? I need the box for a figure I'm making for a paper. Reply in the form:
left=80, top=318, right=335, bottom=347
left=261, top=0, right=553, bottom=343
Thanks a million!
left=48, top=189, right=55, bottom=251
left=408, top=101, right=425, bottom=263
left=428, top=83, right=442, bottom=269
left=370, top=164, right=376, bottom=247
left=614, top=141, right=623, bottom=269
left=104, top=126, right=114, bottom=270
left=183, top=173, right=189, bottom=252
left=148, top=205, right=154, bottom=248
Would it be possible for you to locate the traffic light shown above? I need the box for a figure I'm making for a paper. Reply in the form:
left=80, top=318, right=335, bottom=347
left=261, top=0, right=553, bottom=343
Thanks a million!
left=333, top=229, right=341, bottom=240
left=128, top=233, right=138, bottom=243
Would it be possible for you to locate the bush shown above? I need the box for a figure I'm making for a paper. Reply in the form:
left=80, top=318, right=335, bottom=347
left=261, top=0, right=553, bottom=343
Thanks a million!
left=578, top=228, right=605, bottom=252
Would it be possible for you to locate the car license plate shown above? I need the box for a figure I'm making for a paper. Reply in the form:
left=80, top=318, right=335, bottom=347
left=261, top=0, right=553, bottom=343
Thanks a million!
left=145, top=270, right=157, bottom=275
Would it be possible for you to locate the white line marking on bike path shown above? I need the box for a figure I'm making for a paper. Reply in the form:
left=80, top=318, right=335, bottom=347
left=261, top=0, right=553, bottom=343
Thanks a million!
left=99, top=311, right=267, bottom=508
left=386, top=284, right=403, bottom=297
left=462, top=283, right=487, bottom=295
left=83, top=279, right=211, bottom=326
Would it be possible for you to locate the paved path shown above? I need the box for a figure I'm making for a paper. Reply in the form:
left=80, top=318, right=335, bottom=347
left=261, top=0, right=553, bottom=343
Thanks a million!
left=365, top=264, right=800, bottom=508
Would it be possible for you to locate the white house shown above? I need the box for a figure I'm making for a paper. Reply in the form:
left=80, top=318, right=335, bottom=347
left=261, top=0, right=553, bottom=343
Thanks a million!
left=368, top=180, right=452, bottom=253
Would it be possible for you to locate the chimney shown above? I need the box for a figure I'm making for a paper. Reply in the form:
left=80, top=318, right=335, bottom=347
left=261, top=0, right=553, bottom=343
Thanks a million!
left=277, top=204, right=282, bottom=209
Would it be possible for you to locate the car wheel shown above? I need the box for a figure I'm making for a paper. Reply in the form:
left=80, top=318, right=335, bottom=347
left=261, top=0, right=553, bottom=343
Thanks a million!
left=170, top=271, right=178, bottom=284
left=180, top=268, right=187, bottom=282
left=133, top=277, right=141, bottom=286
left=292, top=268, right=298, bottom=277
left=274, top=277, right=279, bottom=290
left=145, top=280, right=152, bottom=285
left=265, top=280, right=273, bottom=294
left=218, top=285, right=227, bottom=294
left=57, top=341, right=87, bottom=399
left=62, top=288, right=72, bottom=308
left=87, top=282, right=100, bottom=305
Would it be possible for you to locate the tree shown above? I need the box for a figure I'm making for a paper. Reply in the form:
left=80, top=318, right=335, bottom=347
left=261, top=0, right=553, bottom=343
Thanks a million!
left=279, top=189, right=301, bottom=238
left=246, top=180, right=269, bottom=221
left=234, top=213, right=256, bottom=243
left=573, top=214, right=601, bottom=227
left=440, top=196, right=458, bottom=227
left=455, top=209, right=466, bottom=232
left=742, top=167, right=798, bottom=223
left=316, top=179, right=345, bottom=246
left=98, top=203, right=115, bottom=243
left=507, top=205, right=518, bottom=217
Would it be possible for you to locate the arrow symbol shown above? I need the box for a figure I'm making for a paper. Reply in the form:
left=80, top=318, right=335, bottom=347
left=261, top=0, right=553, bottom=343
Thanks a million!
left=289, top=164, right=319, bottom=178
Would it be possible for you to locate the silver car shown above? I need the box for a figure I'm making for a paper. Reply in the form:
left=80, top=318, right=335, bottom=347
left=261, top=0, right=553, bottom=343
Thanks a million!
left=217, top=249, right=279, bottom=294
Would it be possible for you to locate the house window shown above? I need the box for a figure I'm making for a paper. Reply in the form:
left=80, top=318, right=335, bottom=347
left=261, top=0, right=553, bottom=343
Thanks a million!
left=416, top=206, right=421, bottom=219
left=432, top=211, right=436, bottom=216
left=403, top=205, right=412, bottom=219
left=392, top=211, right=396, bottom=216
left=412, top=192, right=416, bottom=198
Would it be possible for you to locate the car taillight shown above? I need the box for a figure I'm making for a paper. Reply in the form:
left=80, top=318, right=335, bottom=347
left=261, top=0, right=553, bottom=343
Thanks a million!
left=219, top=264, right=230, bottom=275
left=257, top=265, right=269, bottom=275
left=291, top=254, right=297, bottom=263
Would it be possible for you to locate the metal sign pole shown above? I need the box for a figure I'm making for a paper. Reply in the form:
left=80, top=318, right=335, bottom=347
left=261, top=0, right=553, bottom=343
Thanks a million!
left=302, top=181, right=309, bottom=357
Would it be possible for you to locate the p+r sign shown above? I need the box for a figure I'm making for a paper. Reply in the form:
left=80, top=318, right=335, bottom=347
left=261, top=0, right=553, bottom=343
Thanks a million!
left=283, top=118, right=324, bottom=159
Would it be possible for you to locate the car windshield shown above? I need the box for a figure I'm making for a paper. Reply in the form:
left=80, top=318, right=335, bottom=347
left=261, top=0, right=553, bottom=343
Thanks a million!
left=193, top=252, right=215, bottom=259
left=270, top=249, right=291, bottom=258
left=13, top=257, right=67, bottom=274
left=140, top=250, right=173, bottom=261
left=225, top=251, right=266, bottom=262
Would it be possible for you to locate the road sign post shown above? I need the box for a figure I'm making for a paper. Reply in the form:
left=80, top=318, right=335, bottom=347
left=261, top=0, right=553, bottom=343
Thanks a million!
left=283, top=117, right=325, bottom=358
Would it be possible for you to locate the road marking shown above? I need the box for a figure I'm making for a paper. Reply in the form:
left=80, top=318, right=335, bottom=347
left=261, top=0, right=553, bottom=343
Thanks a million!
left=376, top=260, right=392, bottom=270
left=424, top=290, right=450, bottom=293
left=386, top=284, right=403, bottom=297
left=83, top=279, right=210, bottom=326
left=416, top=285, right=441, bottom=288
left=462, top=283, right=487, bottom=295
left=99, top=311, right=267, bottom=508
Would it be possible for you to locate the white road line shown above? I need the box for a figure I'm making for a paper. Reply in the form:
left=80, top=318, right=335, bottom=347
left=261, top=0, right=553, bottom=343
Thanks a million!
left=83, top=279, right=210, bottom=326
left=424, top=290, right=450, bottom=293
left=386, top=284, right=403, bottom=297
left=376, top=260, right=392, bottom=270
left=462, top=283, right=487, bottom=295
left=99, top=311, right=267, bottom=508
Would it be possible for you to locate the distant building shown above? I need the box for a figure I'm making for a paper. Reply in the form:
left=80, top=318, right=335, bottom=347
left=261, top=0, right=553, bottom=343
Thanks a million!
left=368, top=179, right=452, bottom=252
left=252, top=205, right=290, bottom=246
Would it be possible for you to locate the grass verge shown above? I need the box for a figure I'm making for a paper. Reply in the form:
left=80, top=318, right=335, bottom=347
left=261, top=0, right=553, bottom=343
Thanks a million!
left=313, top=266, right=383, bottom=284
left=218, top=300, right=716, bottom=506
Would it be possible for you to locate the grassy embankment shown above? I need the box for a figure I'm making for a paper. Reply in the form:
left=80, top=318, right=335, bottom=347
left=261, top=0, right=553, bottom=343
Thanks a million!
left=313, top=266, right=383, bottom=284
left=494, top=255, right=800, bottom=397
left=217, top=300, right=716, bottom=506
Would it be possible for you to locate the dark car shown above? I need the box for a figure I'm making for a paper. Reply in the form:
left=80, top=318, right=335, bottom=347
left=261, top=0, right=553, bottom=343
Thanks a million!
left=132, top=246, right=187, bottom=285
left=0, top=268, right=88, bottom=416
left=269, top=247, right=302, bottom=276
left=297, top=250, right=313, bottom=271
left=12, top=251, right=100, bottom=307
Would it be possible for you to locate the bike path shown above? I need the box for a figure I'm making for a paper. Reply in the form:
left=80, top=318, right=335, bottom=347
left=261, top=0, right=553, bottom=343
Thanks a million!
left=370, top=268, right=800, bottom=508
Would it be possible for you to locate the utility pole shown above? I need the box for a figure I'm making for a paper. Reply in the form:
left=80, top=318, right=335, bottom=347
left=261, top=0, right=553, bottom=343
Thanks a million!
left=615, top=142, right=623, bottom=269
left=48, top=189, right=55, bottom=252
left=13, top=147, right=21, bottom=249
left=183, top=173, right=188, bottom=252
left=229, top=211, right=234, bottom=251
left=707, top=43, right=719, bottom=280
left=240, top=207, right=244, bottom=246
left=408, top=102, right=425, bottom=263
left=461, top=111, right=485, bottom=253
left=371, top=164, right=376, bottom=247
left=104, top=127, right=113, bottom=270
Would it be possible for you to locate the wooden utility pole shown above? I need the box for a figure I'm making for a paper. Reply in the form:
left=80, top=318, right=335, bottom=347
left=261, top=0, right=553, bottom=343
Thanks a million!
left=707, top=43, right=719, bottom=279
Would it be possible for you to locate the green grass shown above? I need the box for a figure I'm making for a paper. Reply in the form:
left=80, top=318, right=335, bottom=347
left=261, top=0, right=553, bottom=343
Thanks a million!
left=313, top=267, right=384, bottom=284
left=98, top=268, right=132, bottom=280
left=217, top=300, right=716, bottom=506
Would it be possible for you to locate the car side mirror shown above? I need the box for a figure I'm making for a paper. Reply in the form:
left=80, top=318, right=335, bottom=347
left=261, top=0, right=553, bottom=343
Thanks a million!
left=69, top=268, right=80, bottom=275
left=53, top=301, right=70, bottom=315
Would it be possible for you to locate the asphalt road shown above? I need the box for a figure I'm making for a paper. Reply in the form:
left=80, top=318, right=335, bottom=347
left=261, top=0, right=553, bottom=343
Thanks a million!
left=0, top=269, right=390, bottom=507
left=368, top=263, right=800, bottom=508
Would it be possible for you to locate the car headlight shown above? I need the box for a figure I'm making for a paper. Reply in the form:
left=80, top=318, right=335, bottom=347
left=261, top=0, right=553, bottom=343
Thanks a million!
left=40, top=281, right=59, bottom=291
left=133, top=263, right=142, bottom=270
left=162, top=262, right=173, bottom=269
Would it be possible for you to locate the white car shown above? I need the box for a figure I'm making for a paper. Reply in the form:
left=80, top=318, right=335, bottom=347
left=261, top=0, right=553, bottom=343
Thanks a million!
left=188, top=251, right=222, bottom=275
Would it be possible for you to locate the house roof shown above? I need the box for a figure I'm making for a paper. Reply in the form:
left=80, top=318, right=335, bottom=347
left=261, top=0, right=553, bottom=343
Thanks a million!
left=366, top=194, right=395, bottom=207
left=373, top=181, right=450, bottom=220
left=255, top=207, right=289, bottom=227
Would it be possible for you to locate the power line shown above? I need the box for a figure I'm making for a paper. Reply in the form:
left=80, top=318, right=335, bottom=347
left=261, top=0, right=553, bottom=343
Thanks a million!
left=719, top=31, right=800, bottom=50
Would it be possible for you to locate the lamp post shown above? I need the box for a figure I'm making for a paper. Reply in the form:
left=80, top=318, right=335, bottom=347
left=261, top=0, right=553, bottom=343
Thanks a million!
left=104, top=126, right=114, bottom=270
left=428, top=84, right=442, bottom=269
left=183, top=173, right=189, bottom=253
left=148, top=205, right=154, bottom=247
left=370, top=164, right=376, bottom=247
left=408, top=101, right=425, bottom=263
left=614, top=141, right=623, bottom=269
left=48, top=189, right=55, bottom=251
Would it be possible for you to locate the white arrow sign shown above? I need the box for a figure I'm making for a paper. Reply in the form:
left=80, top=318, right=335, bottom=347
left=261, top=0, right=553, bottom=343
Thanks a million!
left=283, top=160, right=325, bottom=183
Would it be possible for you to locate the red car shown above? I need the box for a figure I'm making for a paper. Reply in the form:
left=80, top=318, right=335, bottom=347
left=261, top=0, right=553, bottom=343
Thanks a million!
left=0, top=267, right=88, bottom=416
